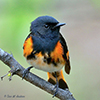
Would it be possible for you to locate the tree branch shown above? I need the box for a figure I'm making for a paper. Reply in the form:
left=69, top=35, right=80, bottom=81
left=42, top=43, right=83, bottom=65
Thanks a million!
left=0, top=48, right=75, bottom=100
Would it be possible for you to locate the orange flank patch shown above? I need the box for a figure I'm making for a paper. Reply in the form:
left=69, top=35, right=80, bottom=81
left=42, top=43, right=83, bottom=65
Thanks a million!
left=51, top=41, right=64, bottom=63
left=23, top=36, right=33, bottom=57
left=35, top=52, right=42, bottom=57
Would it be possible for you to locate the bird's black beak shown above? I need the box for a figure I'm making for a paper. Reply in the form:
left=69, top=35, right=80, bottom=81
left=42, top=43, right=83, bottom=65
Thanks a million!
left=53, top=23, right=66, bottom=29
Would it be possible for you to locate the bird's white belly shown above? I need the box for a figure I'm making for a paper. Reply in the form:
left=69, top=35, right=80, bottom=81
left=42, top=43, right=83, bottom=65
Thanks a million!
left=27, top=57, right=64, bottom=72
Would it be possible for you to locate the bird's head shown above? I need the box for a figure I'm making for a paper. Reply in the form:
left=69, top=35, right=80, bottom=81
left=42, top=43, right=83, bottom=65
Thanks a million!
left=30, top=15, right=66, bottom=38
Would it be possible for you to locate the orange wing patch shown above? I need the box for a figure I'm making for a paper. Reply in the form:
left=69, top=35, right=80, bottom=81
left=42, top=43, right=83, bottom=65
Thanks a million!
left=23, top=36, right=33, bottom=57
left=66, top=51, right=69, bottom=60
left=51, top=41, right=65, bottom=63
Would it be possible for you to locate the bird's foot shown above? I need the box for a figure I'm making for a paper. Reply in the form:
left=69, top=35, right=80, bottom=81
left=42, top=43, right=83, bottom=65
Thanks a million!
left=22, top=66, right=33, bottom=80
left=52, top=81, right=59, bottom=98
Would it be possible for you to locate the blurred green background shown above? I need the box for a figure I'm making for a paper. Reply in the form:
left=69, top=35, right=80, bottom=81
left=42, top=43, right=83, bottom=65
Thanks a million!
left=0, top=0, right=100, bottom=100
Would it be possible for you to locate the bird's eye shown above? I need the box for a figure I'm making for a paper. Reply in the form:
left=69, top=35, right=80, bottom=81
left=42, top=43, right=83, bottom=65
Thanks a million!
left=44, top=24, right=49, bottom=28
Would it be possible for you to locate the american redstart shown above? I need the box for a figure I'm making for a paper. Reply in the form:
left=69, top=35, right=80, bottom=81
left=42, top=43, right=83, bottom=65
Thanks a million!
left=23, top=16, right=71, bottom=97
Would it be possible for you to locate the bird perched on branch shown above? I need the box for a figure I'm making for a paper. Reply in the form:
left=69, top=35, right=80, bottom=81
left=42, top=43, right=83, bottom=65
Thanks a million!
left=23, top=15, right=71, bottom=97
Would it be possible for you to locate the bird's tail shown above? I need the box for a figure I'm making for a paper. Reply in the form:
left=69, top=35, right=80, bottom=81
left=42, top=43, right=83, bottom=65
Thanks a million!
left=47, top=70, right=69, bottom=89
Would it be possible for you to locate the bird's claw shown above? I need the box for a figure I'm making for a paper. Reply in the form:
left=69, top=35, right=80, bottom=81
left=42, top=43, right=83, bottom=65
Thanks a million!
left=52, top=82, right=59, bottom=98
left=22, top=66, right=33, bottom=80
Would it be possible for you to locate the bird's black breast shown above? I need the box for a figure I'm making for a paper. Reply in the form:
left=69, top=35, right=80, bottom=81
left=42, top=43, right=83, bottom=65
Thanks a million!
left=32, top=35, right=59, bottom=54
